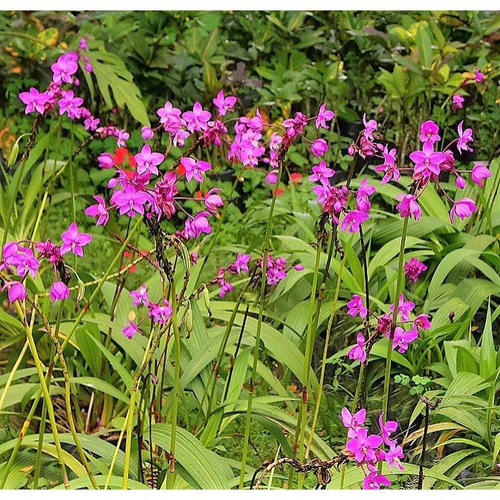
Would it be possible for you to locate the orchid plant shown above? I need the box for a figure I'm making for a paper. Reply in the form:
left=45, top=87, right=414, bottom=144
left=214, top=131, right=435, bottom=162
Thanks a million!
left=0, top=35, right=490, bottom=491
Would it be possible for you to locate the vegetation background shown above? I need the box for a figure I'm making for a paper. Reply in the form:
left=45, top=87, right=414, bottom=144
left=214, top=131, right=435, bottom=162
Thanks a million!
left=1, top=10, right=500, bottom=490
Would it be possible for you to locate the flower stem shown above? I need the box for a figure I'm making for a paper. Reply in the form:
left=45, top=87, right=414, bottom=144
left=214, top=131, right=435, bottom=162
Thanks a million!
left=295, top=242, right=322, bottom=489
left=166, top=276, right=181, bottom=489
left=381, top=216, right=409, bottom=420
left=14, top=301, right=69, bottom=488
left=306, top=257, right=345, bottom=456
left=239, top=157, right=284, bottom=489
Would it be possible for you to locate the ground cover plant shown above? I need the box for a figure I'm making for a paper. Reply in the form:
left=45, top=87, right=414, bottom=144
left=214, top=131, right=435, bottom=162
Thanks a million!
left=1, top=10, right=500, bottom=490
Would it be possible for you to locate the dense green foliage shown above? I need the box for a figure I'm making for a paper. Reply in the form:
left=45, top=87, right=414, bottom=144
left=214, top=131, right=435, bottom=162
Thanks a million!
left=1, top=10, right=500, bottom=490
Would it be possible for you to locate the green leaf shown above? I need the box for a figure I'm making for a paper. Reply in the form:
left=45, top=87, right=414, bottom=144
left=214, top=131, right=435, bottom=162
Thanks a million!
left=147, top=423, right=234, bottom=489
left=86, top=49, right=149, bottom=125
left=480, top=303, right=496, bottom=379
left=416, top=25, right=433, bottom=69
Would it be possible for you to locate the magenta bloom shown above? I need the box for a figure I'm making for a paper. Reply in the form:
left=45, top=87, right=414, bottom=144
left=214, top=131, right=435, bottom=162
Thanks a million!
left=311, top=138, right=328, bottom=157
left=131, top=284, right=149, bottom=307
left=213, top=90, right=237, bottom=116
left=85, top=195, right=109, bottom=226
left=341, top=210, right=369, bottom=233
left=123, top=321, right=139, bottom=340
left=419, top=120, right=440, bottom=144
left=239, top=143, right=265, bottom=167
left=19, top=87, right=49, bottom=115
left=265, top=255, right=287, bottom=285
left=182, top=102, right=211, bottom=132
left=309, top=160, right=335, bottom=185
left=229, top=253, right=251, bottom=274
left=384, top=442, right=404, bottom=471
left=375, top=146, right=400, bottom=184
left=410, top=140, right=446, bottom=178
left=390, top=294, right=415, bottom=322
left=356, top=179, right=376, bottom=213
left=50, top=281, right=70, bottom=302
left=141, top=127, right=154, bottom=140
left=180, top=158, right=211, bottom=183
left=98, top=153, right=114, bottom=169
left=79, top=37, right=89, bottom=51
left=149, top=299, right=173, bottom=324
left=404, top=257, right=427, bottom=283
left=51, top=54, right=78, bottom=84
left=396, top=194, right=421, bottom=220
left=450, top=197, right=477, bottom=222
left=58, top=90, right=84, bottom=120
left=9, top=247, right=39, bottom=279
left=363, top=471, right=391, bottom=490
left=184, top=212, right=212, bottom=239
left=392, top=327, right=418, bottom=353
left=0, top=242, right=19, bottom=273
left=347, top=294, right=367, bottom=318
left=457, top=121, right=474, bottom=154
left=378, top=414, right=398, bottom=445
left=475, top=69, right=485, bottom=83
left=346, top=427, right=383, bottom=463
left=266, top=169, right=278, bottom=185
left=340, top=407, right=366, bottom=433
left=315, top=104, right=335, bottom=130
left=111, top=186, right=151, bottom=217
left=157, top=101, right=182, bottom=132
left=3, top=281, right=27, bottom=303
left=219, top=280, right=234, bottom=298
left=362, top=113, right=378, bottom=140
left=204, top=188, right=224, bottom=214
left=60, top=222, right=92, bottom=257
left=35, top=240, right=60, bottom=264
left=471, top=162, right=490, bottom=187
left=347, top=332, right=367, bottom=364
left=115, top=129, right=130, bottom=147
left=414, top=314, right=432, bottom=330
left=455, top=175, right=466, bottom=189
left=452, top=93, right=465, bottom=111
left=134, top=144, right=164, bottom=176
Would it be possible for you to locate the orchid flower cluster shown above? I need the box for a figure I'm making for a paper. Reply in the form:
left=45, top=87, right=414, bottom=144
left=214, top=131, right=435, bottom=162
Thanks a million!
left=341, top=408, right=403, bottom=489
left=18, top=38, right=129, bottom=145
left=87, top=93, right=332, bottom=240
left=123, top=283, right=173, bottom=339
left=0, top=222, right=92, bottom=303
left=349, top=117, right=488, bottom=224
left=346, top=293, right=431, bottom=363
left=211, top=252, right=301, bottom=298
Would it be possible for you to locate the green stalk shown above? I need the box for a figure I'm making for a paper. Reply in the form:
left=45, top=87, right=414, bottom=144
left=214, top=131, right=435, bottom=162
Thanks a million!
left=0, top=340, right=28, bottom=413
left=306, top=257, right=345, bottom=457
left=381, top=216, right=409, bottom=420
left=15, top=302, right=69, bottom=488
left=295, top=243, right=322, bottom=489
left=118, top=320, right=166, bottom=490
left=238, top=158, right=285, bottom=489
left=33, top=304, right=61, bottom=490
left=201, top=278, right=252, bottom=429
left=166, top=277, right=181, bottom=489
left=28, top=299, right=98, bottom=489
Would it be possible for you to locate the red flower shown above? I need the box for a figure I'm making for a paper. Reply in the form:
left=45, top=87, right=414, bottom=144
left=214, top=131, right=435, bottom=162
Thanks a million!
left=113, top=147, right=129, bottom=165
left=290, top=172, right=303, bottom=184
